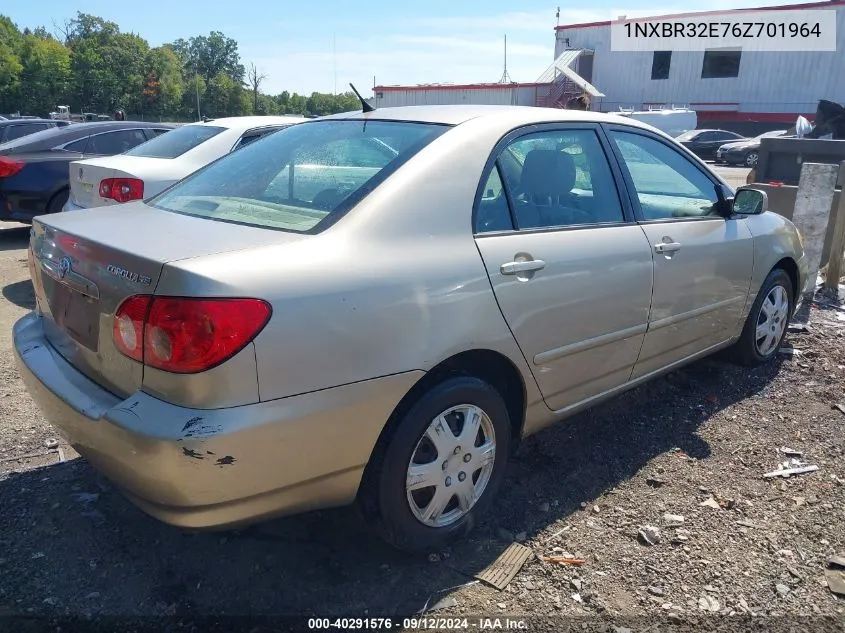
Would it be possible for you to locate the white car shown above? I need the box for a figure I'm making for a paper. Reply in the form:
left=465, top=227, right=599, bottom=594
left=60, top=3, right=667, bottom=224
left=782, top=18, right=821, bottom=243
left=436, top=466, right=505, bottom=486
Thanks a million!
left=64, top=115, right=309, bottom=211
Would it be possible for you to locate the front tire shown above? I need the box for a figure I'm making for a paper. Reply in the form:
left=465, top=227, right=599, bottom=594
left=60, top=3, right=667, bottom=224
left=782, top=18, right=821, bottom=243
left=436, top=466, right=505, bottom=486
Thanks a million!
left=732, top=268, right=794, bottom=366
left=359, top=376, right=512, bottom=553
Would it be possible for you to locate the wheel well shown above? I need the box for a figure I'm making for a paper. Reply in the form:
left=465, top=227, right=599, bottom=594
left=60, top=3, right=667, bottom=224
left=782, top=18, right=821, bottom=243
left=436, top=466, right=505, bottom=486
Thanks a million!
left=381, top=350, right=527, bottom=448
left=773, top=257, right=800, bottom=302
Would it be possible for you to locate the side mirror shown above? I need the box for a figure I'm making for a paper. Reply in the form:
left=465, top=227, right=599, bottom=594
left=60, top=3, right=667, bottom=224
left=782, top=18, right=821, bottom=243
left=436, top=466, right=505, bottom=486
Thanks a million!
left=732, top=187, right=768, bottom=215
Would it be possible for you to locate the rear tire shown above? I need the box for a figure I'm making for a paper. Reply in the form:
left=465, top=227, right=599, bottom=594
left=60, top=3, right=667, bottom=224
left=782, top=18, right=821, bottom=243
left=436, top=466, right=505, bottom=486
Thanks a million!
left=732, top=268, right=794, bottom=366
left=744, top=151, right=759, bottom=168
left=46, top=188, right=69, bottom=214
left=359, top=376, right=512, bottom=553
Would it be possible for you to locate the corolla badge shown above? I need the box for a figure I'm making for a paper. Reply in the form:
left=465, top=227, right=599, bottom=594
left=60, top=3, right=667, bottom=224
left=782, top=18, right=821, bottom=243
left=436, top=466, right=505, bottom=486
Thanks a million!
left=58, top=256, right=72, bottom=279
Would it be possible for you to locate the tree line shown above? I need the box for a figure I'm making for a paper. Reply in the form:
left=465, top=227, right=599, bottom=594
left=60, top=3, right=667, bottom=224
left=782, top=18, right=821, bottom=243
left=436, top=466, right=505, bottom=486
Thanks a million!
left=0, top=12, right=361, bottom=121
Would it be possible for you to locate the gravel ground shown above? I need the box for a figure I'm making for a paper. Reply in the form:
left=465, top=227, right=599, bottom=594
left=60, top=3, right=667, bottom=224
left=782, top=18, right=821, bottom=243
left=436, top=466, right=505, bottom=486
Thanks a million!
left=2, top=167, right=844, bottom=632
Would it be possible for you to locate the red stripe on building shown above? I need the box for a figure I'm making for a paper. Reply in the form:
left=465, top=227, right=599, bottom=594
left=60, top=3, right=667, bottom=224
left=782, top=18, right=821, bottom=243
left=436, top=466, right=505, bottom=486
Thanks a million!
left=555, top=0, right=844, bottom=30
left=375, top=83, right=548, bottom=92
left=696, top=111, right=815, bottom=123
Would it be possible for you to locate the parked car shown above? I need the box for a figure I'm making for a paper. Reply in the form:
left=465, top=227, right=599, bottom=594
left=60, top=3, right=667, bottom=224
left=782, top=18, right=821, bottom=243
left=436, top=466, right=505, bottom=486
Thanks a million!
left=617, top=107, right=697, bottom=138
left=676, top=128, right=746, bottom=159
left=15, top=105, right=806, bottom=553
left=715, top=129, right=789, bottom=167
left=0, top=118, right=70, bottom=144
left=0, top=121, right=174, bottom=222
left=64, top=116, right=309, bottom=211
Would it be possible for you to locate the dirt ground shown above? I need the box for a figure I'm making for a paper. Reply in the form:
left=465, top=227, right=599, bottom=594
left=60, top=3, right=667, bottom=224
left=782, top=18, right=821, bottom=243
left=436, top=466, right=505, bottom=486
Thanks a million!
left=1, top=162, right=844, bottom=632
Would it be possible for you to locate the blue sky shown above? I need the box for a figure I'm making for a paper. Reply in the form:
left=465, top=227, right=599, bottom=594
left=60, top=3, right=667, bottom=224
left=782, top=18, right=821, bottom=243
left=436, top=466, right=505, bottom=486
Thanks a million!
left=3, top=0, right=803, bottom=95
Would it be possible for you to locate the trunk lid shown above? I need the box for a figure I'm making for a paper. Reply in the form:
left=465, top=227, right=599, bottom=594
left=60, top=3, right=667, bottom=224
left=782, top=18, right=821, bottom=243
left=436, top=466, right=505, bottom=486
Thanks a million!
left=30, top=203, right=304, bottom=397
left=68, top=156, right=187, bottom=209
left=68, top=159, right=117, bottom=209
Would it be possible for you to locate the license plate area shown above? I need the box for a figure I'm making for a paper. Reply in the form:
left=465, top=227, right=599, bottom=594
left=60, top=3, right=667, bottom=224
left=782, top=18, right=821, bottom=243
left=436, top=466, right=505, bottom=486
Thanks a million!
left=43, top=276, right=101, bottom=351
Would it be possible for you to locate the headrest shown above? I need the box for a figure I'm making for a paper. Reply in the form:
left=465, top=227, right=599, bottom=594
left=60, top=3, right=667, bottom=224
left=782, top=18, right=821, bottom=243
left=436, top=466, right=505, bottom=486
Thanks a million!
left=520, top=149, right=577, bottom=201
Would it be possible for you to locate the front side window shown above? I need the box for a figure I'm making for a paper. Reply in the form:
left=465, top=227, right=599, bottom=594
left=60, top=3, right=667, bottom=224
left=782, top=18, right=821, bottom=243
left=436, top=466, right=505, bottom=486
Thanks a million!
left=610, top=130, right=720, bottom=220
left=125, top=124, right=225, bottom=158
left=478, top=128, right=624, bottom=231
left=151, top=120, right=447, bottom=233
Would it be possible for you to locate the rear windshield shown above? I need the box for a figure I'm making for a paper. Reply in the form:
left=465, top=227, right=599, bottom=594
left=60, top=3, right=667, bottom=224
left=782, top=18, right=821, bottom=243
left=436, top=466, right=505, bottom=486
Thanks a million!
left=125, top=124, right=224, bottom=158
left=0, top=125, right=66, bottom=152
left=150, top=120, right=448, bottom=233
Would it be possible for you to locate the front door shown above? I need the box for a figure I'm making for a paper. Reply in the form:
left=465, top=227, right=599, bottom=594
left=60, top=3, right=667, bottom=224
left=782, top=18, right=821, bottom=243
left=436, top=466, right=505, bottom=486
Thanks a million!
left=473, top=125, right=654, bottom=412
left=605, top=127, right=754, bottom=379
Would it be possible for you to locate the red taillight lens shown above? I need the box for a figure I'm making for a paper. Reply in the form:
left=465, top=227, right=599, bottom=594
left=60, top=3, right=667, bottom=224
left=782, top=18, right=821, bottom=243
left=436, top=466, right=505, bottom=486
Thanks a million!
left=99, top=178, right=144, bottom=203
left=0, top=156, right=25, bottom=178
left=113, top=296, right=271, bottom=374
left=113, top=295, right=152, bottom=362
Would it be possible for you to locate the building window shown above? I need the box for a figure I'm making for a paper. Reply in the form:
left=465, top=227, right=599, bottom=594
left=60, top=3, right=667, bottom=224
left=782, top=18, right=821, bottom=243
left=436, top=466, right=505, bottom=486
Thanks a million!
left=651, top=51, right=672, bottom=80
left=701, top=49, right=742, bottom=78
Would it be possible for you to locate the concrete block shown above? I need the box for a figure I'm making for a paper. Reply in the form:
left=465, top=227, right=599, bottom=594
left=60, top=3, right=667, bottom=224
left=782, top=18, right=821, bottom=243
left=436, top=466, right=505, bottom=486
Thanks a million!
left=792, top=163, right=838, bottom=298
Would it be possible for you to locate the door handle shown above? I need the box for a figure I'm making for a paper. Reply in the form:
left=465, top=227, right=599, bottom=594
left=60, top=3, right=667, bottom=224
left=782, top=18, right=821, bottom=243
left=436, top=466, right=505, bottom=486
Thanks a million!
left=501, top=259, right=546, bottom=275
left=653, top=242, right=682, bottom=254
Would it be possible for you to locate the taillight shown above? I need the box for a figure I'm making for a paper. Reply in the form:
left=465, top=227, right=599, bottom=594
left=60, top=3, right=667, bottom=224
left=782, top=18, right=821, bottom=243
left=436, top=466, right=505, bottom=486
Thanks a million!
left=99, top=178, right=144, bottom=203
left=113, top=295, right=152, bottom=362
left=0, top=156, right=25, bottom=178
left=113, top=296, right=271, bottom=373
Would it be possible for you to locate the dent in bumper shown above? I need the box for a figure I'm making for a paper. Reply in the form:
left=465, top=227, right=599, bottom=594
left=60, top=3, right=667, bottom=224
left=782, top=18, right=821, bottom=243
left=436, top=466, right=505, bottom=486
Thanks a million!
left=14, top=312, right=423, bottom=529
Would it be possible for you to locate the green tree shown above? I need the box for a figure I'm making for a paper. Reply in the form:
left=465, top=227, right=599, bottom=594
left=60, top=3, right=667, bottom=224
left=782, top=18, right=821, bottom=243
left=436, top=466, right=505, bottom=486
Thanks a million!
left=0, top=16, right=23, bottom=112
left=146, top=46, right=184, bottom=118
left=171, top=31, right=244, bottom=84
left=16, top=33, right=72, bottom=116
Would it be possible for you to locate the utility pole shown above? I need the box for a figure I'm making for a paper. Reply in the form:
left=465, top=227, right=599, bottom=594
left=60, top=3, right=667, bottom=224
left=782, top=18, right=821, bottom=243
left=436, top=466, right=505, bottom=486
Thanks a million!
left=195, top=74, right=201, bottom=121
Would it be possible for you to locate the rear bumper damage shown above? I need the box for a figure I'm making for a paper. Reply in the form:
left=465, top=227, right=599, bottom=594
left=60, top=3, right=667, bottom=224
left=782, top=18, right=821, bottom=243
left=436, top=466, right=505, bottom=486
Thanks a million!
left=14, top=312, right=422, bottom=529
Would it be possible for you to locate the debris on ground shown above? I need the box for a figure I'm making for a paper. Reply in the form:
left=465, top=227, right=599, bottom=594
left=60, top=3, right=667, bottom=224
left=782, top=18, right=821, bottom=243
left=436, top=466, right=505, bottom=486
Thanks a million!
left=663, top=513, right=685, bottom=526
left=700, top=497, right=722, bottom=510
left=779, top=447, right=803, bottom=457
left=638, top=525, right=661, bottom=546
left=762, top=465, right=820, bottom=479
left=542, top=556, right=586, bottom=566
left=475, top=542, right=533, bottom=590
left=698, top=594, right=720, bottom=612
left=43, top=438, right=58, bottom=449
left=827, top=553, right=845, bottom=597
left=834, top=403, right=845, bottom=416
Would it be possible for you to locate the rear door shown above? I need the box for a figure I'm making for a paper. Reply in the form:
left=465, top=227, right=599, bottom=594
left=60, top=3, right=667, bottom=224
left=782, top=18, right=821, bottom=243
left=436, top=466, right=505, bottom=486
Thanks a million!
left=473, top=124, right=655, bottom=412
left=605, top=126, right=754, bottom=379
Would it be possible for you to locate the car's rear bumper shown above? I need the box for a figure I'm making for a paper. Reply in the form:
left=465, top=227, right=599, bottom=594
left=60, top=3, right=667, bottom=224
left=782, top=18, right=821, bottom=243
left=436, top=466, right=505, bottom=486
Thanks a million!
left=14, top=312, right=423, bottom=529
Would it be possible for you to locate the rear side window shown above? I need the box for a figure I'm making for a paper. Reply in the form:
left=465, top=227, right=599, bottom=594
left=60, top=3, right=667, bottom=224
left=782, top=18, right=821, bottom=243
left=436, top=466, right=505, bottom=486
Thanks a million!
left=476, top=128, right=624, bottom=232
left=5, top=123, right=50, bottom=141
left=151, top=120, right=448, bottom=233
left=86, top=129, right=148, bottom=155
left=63, top=137, right=88, bottom=153
left=232, top=127, right=284, bottom=151
left=125, top=124, right=225, bottom=158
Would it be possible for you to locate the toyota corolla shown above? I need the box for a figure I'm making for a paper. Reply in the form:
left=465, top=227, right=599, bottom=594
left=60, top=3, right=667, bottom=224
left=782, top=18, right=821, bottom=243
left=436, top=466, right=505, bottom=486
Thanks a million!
left=14, top=105, right=806, bottom=553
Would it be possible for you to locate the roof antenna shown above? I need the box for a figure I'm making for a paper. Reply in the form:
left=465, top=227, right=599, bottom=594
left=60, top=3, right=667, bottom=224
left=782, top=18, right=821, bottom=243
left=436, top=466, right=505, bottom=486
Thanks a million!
left=349, top=83, right=375, bottom=112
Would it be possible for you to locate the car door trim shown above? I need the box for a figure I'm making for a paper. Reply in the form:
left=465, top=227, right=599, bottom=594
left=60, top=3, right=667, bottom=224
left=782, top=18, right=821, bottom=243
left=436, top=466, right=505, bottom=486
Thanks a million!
left=472, top=122, right=637, bottom=236
left=647, top=295, right=745, bottom=331
left=534, top=322, right=648, bottom=366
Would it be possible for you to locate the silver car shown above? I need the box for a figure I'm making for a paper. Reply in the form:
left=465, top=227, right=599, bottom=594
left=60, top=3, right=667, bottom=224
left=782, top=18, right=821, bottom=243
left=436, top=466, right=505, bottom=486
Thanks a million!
left=15, top=105, right=806, bottom=552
